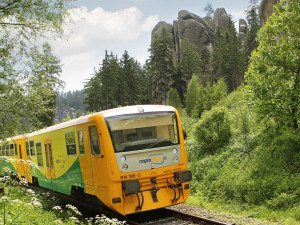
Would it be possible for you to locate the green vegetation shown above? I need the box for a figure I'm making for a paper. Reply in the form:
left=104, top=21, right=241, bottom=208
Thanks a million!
left=183, top=1, right=300, bottom=223
left=0, top=175, right=125, bottom=224
left=0, top=0, right=72, bottom=139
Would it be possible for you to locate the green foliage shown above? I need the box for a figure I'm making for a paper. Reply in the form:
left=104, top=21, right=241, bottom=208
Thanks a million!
left=148, top=25, right=175, bottom=104
left=167, top=88, right=182, bottom=113
left=185, top=75, right=201, bottom=117
left=0, top=0, right=71, bottom=139
left=193, top=106, right=232, bottom=155
left=84, top=50, right=151, bottom=111
left=245, top=0, right=300, bottom=129
left=212, top=17, right=244, bottom=92
left=245, top=0, right=260, bottom=63
left=179, top=38, right=201, bottom=88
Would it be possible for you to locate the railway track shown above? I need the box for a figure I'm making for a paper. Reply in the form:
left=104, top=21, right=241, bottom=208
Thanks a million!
left=27, top=184, right=234, bottom=225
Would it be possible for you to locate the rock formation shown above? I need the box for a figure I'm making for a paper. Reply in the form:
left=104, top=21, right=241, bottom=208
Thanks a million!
left=151, top=8, right=230, bottom=64
left=239, top=19, right=247, bottom=48
left=259, top=0, right=280, bottom=26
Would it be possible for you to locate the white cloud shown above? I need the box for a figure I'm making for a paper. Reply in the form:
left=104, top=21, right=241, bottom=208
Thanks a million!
left=50, top=6, right=159, bottom=91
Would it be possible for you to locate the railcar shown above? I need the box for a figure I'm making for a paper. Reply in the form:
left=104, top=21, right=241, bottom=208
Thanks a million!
left=0, top=105, right=192, bottom=215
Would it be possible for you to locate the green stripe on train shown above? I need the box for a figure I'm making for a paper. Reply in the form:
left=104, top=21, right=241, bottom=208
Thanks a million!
left=32, top=157, right=84, bottom=195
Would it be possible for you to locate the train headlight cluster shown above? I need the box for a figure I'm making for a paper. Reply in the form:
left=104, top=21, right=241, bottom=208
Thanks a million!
left=172, top=148, right=178, bottom=154
left=173, top=156, right=178, bottom=162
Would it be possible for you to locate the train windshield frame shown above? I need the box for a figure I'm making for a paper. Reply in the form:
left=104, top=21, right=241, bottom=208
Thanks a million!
left=105, top=111, right=179, bottom=153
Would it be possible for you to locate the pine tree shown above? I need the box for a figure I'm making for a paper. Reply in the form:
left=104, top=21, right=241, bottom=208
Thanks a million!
left=245, top=0, right=260, bottom=63
left=148, top=25, right=175, bottom=104
left=185, top=75, right=201, bottom=117
left=167, top=88, right=182, bottom=113
left=179, top=38, right=201, bottom=95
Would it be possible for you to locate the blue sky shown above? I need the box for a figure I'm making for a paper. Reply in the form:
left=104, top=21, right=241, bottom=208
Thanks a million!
left=51, top=0, right=251, bottom=91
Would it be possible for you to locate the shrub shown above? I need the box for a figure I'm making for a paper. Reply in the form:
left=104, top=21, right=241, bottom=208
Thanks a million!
left=193, top=106, right=232, bottom=154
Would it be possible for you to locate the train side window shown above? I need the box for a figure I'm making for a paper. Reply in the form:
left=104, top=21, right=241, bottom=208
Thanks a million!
left=89, top=126, right=100, bottom=155
left=65, top=132, right=77, bottom=155
left=10, top=144, right=14, bottom=156
left=36, top=142, right=43, bottom=167
left=26, top=142, right=30, bottom=156
left=45, top=143, right=50, bottom=168
left=14, top=143, right=18, bottom=156
left=77, top=130, right=85, bottom=155
left=5, top=145, right=9, bottom=156
left=30, top=140, right=35, bottom=156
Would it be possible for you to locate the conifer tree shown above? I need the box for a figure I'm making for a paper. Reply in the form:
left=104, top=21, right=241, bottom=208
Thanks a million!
left=180, top=38, right=201, bottom=83
left=148, top=26, right=175, bottom=104
left=245, top=0, right=260, bottom=63
left=185, top=75, right=201, bottom=117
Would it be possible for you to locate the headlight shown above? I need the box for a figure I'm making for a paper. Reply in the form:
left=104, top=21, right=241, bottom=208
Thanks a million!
left=121, top=155, right=126, bottom=162
left=173, top=148, right=178, bottom=154
left=173, top=156, right=178, bottom=162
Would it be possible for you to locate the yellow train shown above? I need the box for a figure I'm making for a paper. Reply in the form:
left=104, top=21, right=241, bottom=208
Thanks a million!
left=0, top=105, right=192, bottom=215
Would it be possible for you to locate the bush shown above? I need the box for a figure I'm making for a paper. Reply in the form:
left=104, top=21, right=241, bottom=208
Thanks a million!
left=193, top=106, right=232, bottom=155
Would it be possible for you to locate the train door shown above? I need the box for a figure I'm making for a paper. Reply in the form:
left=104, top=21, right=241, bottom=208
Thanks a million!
left=88, top=123, right=103, bottom=191
left=14, top=141, right=25, bottom=177
left=23, top=139, right=32, bottom=183
left=17, top=142, right=25, bottom=177
left=77, top=124, right=94, bottom=191
left=44, top=139, right=56, bottom=190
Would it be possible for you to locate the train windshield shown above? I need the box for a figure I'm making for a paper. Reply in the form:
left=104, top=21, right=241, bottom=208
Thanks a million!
left=106, top=112, right=179, bottom=152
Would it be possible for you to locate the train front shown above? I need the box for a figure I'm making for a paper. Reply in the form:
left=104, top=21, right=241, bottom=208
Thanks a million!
left=105, top=106, right=192, bottom=215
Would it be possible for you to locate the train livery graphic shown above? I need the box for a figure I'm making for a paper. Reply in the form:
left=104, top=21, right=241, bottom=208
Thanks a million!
left=0, top=105, right=192, bottom=215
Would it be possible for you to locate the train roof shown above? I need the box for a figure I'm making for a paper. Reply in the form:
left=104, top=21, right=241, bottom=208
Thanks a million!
left=5, top=105, right=175, bottom=139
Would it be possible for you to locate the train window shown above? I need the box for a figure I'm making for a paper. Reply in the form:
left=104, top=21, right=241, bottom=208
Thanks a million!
left=77, top=130, right=85, bottom=155
left=5, top=145, right=9, bottom=156
left=65, top=132, right=77, bottom=155
left=14, top=143, right=18, bottom=156
left=10, top=144, right=14, bottom=156
left=30, top=140, right=35, bottom=156
left=106, top=112, right=179, bottom=152
left=48, top=143, right=53, bottom=168
left=19, top=144, right=22, bottom=160
left=26, top=142, right=30, bottom=156
left=89, top=126, right=100, bottom=155
left=36, top=142, right=43, bottom=167
left=45, top=143, right=50, bottom=168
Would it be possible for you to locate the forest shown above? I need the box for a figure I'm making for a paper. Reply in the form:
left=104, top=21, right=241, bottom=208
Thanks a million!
left=0, top=0, right=299, bottom=224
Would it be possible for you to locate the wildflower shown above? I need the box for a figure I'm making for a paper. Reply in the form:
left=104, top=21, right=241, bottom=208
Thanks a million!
left=32, top=200, right=43, bottom=208
left=25, top=203, right=34, bottom=209
left=20, top=178, right=28, bottom=186
left=69, top=216, right=80, bottom=223
left=0, top=196, right=9, bottom=202
left=52, top=206, right=63, bottom=213
left=26, top=189, right=35, bottom=196
left=66, top=204, right=82, bottom=216
left=54, top=219, right=63, bottom=224
left=11, top=199, right=22, bottom=205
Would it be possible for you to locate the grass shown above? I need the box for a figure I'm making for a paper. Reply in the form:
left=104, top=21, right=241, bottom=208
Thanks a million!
left=186, top=194, right=300, bottom=225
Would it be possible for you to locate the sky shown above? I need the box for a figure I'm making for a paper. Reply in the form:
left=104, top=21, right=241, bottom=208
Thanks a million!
left=50, top=0, right=251, bottom=92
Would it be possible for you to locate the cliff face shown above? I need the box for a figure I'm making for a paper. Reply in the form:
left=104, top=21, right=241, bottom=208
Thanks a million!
left=151, top=8, right=247, bottom=64
left=259, top=0, right=279, bottom=26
